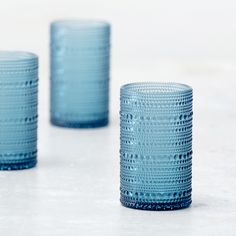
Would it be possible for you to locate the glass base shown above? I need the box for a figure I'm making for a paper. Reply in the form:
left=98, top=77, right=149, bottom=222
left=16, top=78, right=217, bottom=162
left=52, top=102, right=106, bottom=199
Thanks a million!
left=0, top=159, right=37, bottom=171
left=120, top=196, right=191, bottom=211
left=51, top=117, right=108, bottom=128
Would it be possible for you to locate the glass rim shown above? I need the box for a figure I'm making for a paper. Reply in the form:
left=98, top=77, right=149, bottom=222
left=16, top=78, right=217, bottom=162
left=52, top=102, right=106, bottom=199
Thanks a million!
left=0, top=51, right=38, bottom=63
left=121, top=82, right=192, bottom=96
left=51, top=19, right=110, bottom=30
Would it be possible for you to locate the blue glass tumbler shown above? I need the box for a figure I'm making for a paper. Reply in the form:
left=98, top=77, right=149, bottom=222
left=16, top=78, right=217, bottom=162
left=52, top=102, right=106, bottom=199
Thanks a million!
left=50, top=20, right=111, bottom=128
left=0, top=51, right=38, bottom=170
left=120, top=82, right=193, bottom=210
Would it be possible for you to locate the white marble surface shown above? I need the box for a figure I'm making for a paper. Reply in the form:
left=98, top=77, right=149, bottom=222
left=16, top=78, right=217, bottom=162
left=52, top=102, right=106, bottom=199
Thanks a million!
left=0, top=63, right=236, bottom=235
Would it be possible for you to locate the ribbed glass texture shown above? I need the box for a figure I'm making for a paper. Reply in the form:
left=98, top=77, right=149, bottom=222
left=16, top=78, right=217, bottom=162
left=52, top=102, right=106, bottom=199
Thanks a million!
left=50, top=20, right=111, bottom=128
left=120, top=82, right=193, bottom=210
left=0, top=51, right=38, bottom=170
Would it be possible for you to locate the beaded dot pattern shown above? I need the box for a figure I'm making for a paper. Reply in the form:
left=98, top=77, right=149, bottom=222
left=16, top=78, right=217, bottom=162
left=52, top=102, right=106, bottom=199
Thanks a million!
left=0, top=51, right=38, bottom=170
left=120, top=82, right=193, bottom=210
left=50, top=20, right=111, bottom=128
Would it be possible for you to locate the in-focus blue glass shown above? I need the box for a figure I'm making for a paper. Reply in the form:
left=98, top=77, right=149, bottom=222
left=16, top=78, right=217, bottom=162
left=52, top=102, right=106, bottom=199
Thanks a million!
left=50, top=19, right=111, bottom=128
left=0, top=51, right=38, bottom=170
left=120, top=82, right=193, bottom=210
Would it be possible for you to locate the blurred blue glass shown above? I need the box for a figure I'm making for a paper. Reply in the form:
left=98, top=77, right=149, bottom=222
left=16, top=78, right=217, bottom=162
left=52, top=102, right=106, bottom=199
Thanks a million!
left=0, top=51, right=38, bottom=170
left=50, top=20, right=111, bottom=128
left=120, top=82, right=193, bottom=210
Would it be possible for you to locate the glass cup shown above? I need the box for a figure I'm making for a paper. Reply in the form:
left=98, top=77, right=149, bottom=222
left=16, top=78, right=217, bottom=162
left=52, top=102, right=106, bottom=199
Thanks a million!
left=50, top=19, right=111, bottom=128
left=120, top=82, right=193, bottom=210
left=0, top=51, right=38, bottom=170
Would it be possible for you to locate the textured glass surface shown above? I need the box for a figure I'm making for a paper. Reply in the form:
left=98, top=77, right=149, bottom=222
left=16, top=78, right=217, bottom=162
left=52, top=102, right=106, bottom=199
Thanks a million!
left=0, top=51, right=38, bottom=170
left=50, top=20, right=110, bottom=128
left=120, top=82, right=193, bottom=210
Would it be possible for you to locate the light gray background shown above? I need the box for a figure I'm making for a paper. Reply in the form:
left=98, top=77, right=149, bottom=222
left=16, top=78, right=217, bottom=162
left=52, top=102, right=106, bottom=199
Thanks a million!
left=0, top=0, right=236, bottom=235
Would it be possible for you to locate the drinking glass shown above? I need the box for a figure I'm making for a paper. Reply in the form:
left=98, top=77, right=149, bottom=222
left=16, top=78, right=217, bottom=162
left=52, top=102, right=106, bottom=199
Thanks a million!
left=50, top=19, right=111, bottom=128
left=0, top=51, right=38, bottom=170
left=120, top=82, right=193, bottom=210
